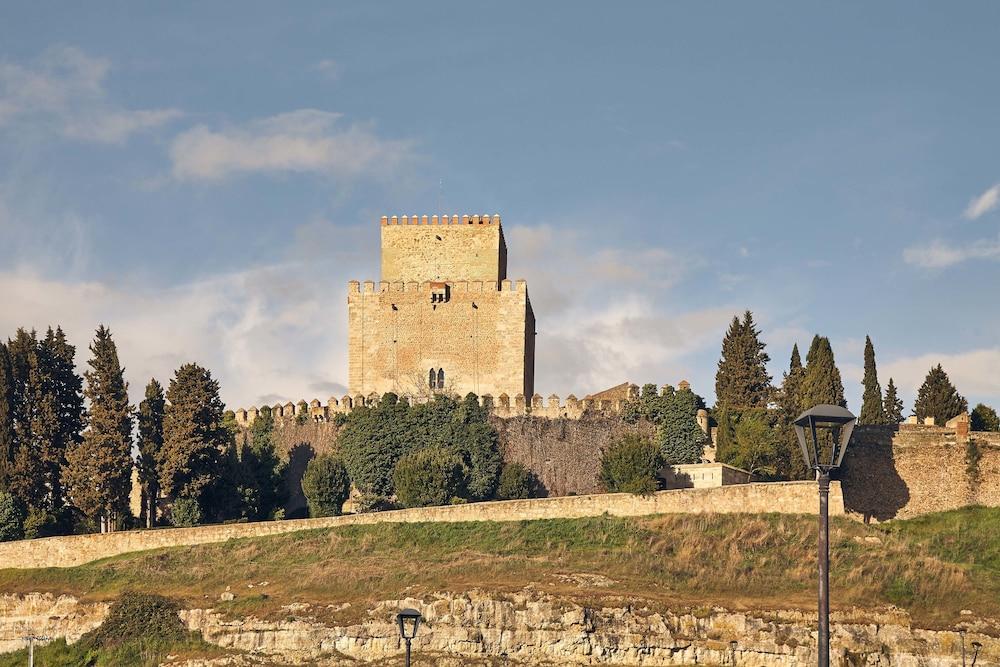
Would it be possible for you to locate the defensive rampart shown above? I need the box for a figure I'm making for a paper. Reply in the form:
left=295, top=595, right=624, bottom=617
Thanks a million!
left=0, top=481, right=840, bottom=569
left=232, top=389, right=645, bottom=427
left=841, top=423, right=1000, bottom=521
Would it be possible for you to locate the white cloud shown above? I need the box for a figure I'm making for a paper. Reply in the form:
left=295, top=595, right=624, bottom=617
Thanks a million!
left=902, top=236, right=1000, bottom=268
left=882, top=349, right=1000, bottom=407
left=0, top=46, right=181, bottom=143
left=964, top=183, right=1000, bottom=220
left=169, top=110, right=415, bottom=182
left=505, top=222, right=726, bottom=395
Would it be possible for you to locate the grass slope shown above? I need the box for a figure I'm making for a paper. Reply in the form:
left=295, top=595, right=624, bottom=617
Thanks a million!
left=1, top=508, right=998, bottom=628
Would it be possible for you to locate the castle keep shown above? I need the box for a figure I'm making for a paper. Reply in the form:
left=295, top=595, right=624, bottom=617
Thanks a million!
left=347, top=214, right=536, bottom=399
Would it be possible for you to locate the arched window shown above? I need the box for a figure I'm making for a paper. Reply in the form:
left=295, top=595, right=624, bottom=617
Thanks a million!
left=437, top=368, right=445, bottom=390
left=429, top=368, right=436, bottom=389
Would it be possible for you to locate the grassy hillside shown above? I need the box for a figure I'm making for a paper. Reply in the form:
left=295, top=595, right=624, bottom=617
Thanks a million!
left=1, top=507, right=998, bottom=629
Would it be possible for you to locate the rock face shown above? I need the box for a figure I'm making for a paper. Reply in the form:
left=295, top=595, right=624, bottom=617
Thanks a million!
left=0, top=593, right=108, bottom=654
left=2, top=591, right=997, bottom=666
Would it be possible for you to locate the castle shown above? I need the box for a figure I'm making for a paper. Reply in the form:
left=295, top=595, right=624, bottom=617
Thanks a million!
left=233, top=214, right=693, bottom=426
left=348, top=214, right=535, bottom=399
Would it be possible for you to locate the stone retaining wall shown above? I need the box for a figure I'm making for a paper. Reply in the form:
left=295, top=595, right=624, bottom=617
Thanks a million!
left=0, top=481, right=840, bottom=570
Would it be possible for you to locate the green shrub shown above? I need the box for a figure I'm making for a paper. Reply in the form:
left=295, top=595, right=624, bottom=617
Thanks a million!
left=496, top=462, right=535, bottom=500
left=21, top=506, right=58, bottom=539
left=393, top=446, right=465, bottom=508
left=295, top=400, right=309, bottom=425
left=301, top=454, right=351, bottom=517
left=171, top=497, right=203, bottom=527
left=599, top=434, right=664, bottom=495
left=0, top=492, right=24, bottom=542
left=85, top=592, right=186, bottom=648
left=339, top=392, right=503, bottom=501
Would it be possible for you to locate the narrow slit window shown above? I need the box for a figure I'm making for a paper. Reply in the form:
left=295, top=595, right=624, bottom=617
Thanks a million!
left=437, top=368, right=445, bottom=390
left=429, top=368, right=436, bottom=389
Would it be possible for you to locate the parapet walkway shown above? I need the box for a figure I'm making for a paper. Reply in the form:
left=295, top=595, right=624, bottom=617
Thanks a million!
left=0, top=481, right=841, bottom=569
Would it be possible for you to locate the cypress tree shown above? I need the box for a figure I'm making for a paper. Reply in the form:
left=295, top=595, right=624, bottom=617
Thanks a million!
left=913, top=364, right=967, bottom=425
left=660, top=386, right=708, bottom=465
left=63, top=326, right=133, bottom=532
left=16, top=339, right=62, bottom=510
left=777, top=344, right=810, bottom=480
left=883, top=378, right=903, bottom=424
left=714, top=311, right=772, bottom=411
left=0, top=344, right=14, bottom=487
left=859, top=336, right=886, bottom=425
left=136, top=378, right=165, bottom=528
left=243, top=405, right=285, bottom=520
left=800, top=335, right=845, bottom=410
left=159, top=363, right=227, bottom=505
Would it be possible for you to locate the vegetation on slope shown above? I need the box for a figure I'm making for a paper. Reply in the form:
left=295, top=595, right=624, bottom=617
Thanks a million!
left=0, top=592, right=217, bottom=667
left=0, top=508, right=998, bottom=629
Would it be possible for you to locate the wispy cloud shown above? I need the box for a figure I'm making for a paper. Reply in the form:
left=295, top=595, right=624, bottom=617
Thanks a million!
left=882, top=348, right=1000, bottom=407
left=902, top=236, right=1000, bottom=268
left=0, top=210, right=376, bottom=409
left=0, top=46, right=181, bottom=143
left=169, top=110, right=415, bottom=182
left=313, top=59, right=341, bottom=80
left=964, top=183, right=1000, bottom=220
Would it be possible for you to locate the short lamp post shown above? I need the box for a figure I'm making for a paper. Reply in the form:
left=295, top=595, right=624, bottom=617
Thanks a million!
left=793, top=404, right=856, bottom=667
left=396, top=608, right=422, bottom=667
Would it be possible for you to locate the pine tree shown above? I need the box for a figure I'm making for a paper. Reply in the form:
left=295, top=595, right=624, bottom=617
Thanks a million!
left=0, top=343, right=14, bottom=487
left=136, top=379, right=165, bottom=528
left=859, top=336, right=887, bottom=425
left=913, top=364, right=967, bottom=426
left=159, top=363, right=227, bottom=505
left=971, top=404, right=1000, bottom=432
left=63, top=326, right=133, bottom=532
left=800, top=335, right=846, bottom=410
left=883, top=378, right=904, bottom=424
left=660, top=386, right=708, bottom=465
left=714, top=311, right=772, bottom=411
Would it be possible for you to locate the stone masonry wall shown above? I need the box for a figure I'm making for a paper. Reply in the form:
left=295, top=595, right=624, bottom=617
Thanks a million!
left=347, top=278, right=533, bottom=399
left=841, top=425, right=1000, bottom=521
left=0, top=482, right=841, bottom=569
left=493, top=415, right=657, bottom=496
left=380, top=214, right=507, bottom=283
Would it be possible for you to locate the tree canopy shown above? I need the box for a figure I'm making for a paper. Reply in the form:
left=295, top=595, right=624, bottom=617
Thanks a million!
left=913, top=364, right=967, bottom=426
left=714, top=311, right=772, bottom=411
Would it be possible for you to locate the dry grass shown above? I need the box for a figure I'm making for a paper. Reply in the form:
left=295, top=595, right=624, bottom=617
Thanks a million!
left=1, top=508, right=997, bottom=629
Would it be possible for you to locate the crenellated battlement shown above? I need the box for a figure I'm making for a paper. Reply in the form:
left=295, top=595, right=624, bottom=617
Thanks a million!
left=381, top=214, right=501, bottom=226
left=347, top=278, right=528, bottom=294
left=231, top=382, right=711, bottom=430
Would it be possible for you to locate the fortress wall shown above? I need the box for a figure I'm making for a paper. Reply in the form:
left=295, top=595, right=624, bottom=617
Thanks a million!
left=493, top=416, right=657, bottom=496
left=841, top=425, right=1000, bottom=521
left=0, top=481, right=841, bottom=570
left=380, top=214, right=506, bottom=283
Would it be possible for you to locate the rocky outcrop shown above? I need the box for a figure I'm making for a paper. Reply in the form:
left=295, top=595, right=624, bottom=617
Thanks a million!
left=0, top=593, right=108, bottom=653
left=1, top=591, right=997, bottom=665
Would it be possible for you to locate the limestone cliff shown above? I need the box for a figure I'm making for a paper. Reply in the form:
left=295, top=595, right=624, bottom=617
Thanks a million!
left=1, top=591, right=996, bottom=666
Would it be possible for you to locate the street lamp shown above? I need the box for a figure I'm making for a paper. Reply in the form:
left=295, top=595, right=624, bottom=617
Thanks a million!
left=971, top=641, right=983, bottom=667
left=21, top=635, right=50, bottom=667
left=793, top=404, right=856, bottom=667
left=396, top=608, right=422, bottom=667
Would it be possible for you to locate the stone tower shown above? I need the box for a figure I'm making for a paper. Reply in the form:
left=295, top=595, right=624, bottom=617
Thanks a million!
left=348, top=214, right=535, bottom=400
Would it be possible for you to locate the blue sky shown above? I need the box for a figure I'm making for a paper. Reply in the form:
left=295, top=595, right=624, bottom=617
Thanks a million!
left=2, top=2, right=999, bottom=412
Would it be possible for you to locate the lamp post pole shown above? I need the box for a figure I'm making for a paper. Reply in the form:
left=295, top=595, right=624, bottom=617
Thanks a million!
left=817, top=470, right=831, bottom=667
left=405, top=636, right=412, bottom=667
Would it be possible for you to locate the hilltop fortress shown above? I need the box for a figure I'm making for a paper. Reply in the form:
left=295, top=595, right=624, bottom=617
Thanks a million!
left=235, top=213, right=686, bottom=427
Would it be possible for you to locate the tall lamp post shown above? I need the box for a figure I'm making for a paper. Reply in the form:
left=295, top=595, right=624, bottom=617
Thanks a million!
left=396, top=608, right=422, bottom=667
left=793, top=404, right=856, bottom=667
